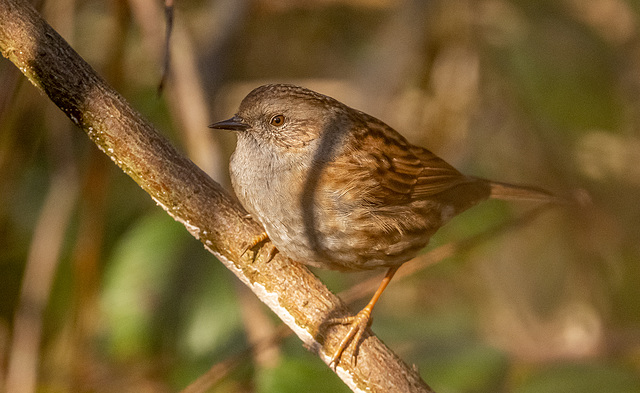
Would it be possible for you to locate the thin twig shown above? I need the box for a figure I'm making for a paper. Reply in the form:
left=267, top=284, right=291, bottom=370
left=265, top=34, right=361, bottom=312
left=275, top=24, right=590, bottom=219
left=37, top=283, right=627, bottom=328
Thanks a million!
left=157, top=0, right=173, bottom=94
left=5, top=121, right=79, bottom=393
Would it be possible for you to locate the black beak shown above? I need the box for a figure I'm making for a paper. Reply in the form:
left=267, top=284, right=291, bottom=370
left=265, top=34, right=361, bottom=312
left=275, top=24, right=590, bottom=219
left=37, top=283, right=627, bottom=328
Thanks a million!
left=209, top=115, right=250, bottom=131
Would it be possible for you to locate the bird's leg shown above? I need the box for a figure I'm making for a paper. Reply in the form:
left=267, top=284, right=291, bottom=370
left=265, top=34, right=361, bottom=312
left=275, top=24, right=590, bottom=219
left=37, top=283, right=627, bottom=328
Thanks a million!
left=328, top=266, right=399, bottom=368
left=242, top=232, right=278, bottom=262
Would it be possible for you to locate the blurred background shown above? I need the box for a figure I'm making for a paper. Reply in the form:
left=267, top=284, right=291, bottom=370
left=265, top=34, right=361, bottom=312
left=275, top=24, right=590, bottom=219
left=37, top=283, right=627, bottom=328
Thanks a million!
left=1, top=0, right=639, bottom=392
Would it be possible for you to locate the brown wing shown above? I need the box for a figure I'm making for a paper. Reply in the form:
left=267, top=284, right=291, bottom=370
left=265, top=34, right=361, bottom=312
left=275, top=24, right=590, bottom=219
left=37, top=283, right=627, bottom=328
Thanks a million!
left=327, top=114, right=470, bottom=206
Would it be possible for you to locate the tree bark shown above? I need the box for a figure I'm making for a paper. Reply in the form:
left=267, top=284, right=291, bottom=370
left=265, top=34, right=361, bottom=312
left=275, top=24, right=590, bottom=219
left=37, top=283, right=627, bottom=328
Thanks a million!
left=0, top=1, right=434, bottom=391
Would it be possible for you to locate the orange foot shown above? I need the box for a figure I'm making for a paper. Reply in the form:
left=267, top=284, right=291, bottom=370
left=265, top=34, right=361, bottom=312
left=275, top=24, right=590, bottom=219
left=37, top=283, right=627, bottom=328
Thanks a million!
left=242, top=232, right=278, bottom=262
left=328, top=305, right=373, bottom=368
left=327, top=266, right=400, bottom=368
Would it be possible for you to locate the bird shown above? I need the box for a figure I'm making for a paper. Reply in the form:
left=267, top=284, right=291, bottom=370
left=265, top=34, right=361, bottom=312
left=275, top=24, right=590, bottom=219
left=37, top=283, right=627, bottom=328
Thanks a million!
left=210, top=83, right=562, bottom=367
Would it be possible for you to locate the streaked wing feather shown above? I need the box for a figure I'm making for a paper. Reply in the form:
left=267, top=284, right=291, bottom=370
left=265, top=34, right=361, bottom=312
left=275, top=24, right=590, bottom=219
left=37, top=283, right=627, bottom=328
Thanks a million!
left=329, top=115, right=468, bottom=205
left=409, top=146, right=469, bottom=197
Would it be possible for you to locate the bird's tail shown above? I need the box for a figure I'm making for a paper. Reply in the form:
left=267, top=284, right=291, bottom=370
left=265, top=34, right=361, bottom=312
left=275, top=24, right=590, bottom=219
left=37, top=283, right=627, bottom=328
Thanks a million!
left=481, top=179, right=567, bottom=205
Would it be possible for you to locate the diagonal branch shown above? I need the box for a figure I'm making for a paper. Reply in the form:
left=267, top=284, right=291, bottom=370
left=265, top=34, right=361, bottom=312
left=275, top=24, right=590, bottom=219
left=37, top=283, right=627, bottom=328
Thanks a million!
left=0, top=1, right=434, bottom=392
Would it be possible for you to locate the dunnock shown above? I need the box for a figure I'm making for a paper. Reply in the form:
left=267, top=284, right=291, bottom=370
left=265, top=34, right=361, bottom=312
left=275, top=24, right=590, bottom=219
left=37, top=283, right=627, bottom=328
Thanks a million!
left=211, top=84, right=561, bottom=366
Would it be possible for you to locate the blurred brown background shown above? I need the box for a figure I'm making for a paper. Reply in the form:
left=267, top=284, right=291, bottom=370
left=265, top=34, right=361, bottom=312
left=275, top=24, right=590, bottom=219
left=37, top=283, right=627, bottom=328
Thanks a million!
left=1, top=0, right=639, bottom=392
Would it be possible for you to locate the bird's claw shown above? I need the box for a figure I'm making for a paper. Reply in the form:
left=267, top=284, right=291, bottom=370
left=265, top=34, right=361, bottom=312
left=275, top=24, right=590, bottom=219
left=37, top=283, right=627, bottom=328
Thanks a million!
left=242, top=232, right=278, bottom=262
left=327, top=308, right=373, bottom=369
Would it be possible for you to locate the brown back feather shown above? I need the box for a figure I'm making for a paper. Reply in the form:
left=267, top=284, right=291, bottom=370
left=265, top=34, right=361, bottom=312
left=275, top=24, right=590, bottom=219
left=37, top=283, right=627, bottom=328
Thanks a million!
left=327, top=113, right=471, bottom=207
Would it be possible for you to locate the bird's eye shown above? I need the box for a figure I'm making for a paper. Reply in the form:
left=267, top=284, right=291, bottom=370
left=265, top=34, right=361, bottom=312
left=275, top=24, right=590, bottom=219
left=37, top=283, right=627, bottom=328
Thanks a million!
left=269, top=114, right=285, bottom=127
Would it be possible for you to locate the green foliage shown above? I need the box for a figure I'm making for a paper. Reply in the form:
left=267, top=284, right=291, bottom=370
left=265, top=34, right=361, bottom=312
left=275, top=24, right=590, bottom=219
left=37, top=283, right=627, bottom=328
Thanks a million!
left=515, top=363, right=640, bottom=393
left=256, top=355, right=349, bottom=393
left=425, top=344, right=508, bottom=393
left=101, top=212, right=193, bottom=358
